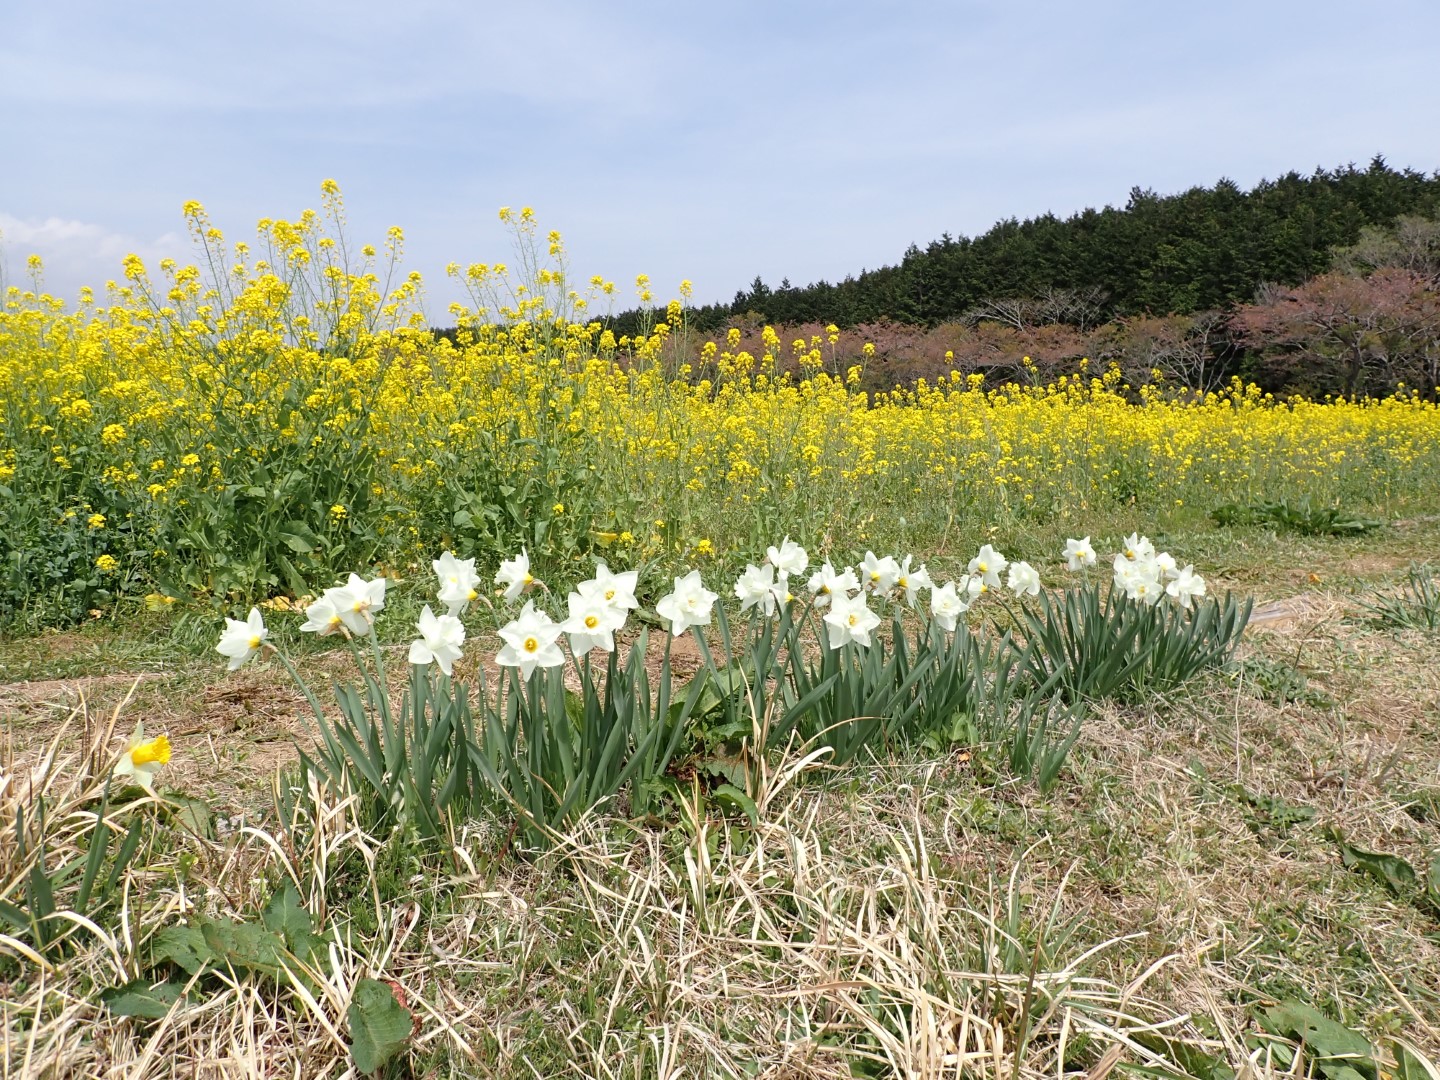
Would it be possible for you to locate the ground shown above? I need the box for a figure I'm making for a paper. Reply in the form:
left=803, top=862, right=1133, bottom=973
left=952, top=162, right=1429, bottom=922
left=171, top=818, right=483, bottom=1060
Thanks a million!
left=1, top=520, right=1438, bottom=1078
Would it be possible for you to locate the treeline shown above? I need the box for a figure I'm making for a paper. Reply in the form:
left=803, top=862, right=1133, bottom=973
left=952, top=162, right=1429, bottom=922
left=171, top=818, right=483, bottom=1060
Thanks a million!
left=668, top=210, right=1440, bottom=399
left=601, top=157, right=1440, bottom=335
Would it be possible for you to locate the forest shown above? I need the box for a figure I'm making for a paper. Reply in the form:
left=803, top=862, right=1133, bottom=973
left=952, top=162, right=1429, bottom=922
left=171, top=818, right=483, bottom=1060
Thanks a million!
left=596, top=157, right=1440, bottom=397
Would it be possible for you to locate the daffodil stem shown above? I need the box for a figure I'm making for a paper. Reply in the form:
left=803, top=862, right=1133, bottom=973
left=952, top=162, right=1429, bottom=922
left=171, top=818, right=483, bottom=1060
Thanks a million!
left=366, top=622, right=388, bottom=691
left=271, top=647, right=326, bottom=725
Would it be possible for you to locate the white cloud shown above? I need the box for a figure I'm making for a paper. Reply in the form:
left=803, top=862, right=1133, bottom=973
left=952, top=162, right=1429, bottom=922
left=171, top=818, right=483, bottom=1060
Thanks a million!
left=0, top=214, right=187, bottom=301
left=1, top=1, right=1437, bottom=313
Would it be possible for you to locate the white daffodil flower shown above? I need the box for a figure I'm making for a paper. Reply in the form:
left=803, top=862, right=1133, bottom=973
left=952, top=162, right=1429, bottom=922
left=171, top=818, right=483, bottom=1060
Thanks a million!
left=300, top=595, right=345, bottom=636
left=765, top=536, right=809, bottom=576
left=1007, top=560, right=1041, bottom=597
left=1166, top=565, right=1207, bottom=609
left=496, top=549, right=536, bottom=602
left=734, top=563, right=778, bottom=615
left=930, top=582, right=970, bottom=632
left=560, top=590, right=625, bottom=653
left=859, top=551, right=901, bottom=596
left=1114, top=554, right=1163, bottom=604
left=434, top=550, right=481, bottom=617
left=806, top=561, right=859, bottom=608
left=824, top=590, right=882, bottom=648
left=1154, top=552, right=1179, bottom=581
left=326, top=573, right=387, bottom=635
left=897, top=555, right=933, bottom=608
left=409, top=604, right=466, bottom=676
left=1112, top=552, right=1138, bottom=589
left=768, top=571, right=796, bottom=613
left=656, top=570, right=719, bottom=636
left=496, top=600, right=565, bottom=679
left=1131, top=577, right=1164, bottom=605
left=968, top=544, right=1008, bottom=590
left=1121, top=532, right=1156, bottom=562
left=577, top=561, right=640, bottom=612
left=114, top=721, right=171, bottom=794
left=216, top=607, right=267, bottom=670
left=1063, top=536, right=1097, bottom=570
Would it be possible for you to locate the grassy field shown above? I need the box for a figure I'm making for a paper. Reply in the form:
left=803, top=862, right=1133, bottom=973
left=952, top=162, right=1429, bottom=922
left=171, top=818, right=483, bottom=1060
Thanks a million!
left=3, top=515, right=1439, bottom=1079
left=4, top=196, right=1440, bottom=1077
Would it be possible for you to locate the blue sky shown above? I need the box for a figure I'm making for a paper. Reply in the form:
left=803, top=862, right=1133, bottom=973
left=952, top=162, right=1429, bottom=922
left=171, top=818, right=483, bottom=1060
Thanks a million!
left=2, top=0, right=1438, bottom=315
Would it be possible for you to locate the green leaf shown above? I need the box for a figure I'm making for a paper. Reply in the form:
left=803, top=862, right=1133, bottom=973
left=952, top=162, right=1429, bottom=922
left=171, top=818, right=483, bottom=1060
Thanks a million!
left=348, top=978, right=413, bottom=1075
left=1261, top=1001, right=1378, bottom=1080
left=277, top=520, right=322, bottom=554
left=163, top=794, right=215, bottom=839
left=712, top=784, right=759, bottom=826
left=277, top=555, right=311, bottom=600
left=262, top=882, right=323, bottom=960
left=0, top=898, right=31, bottom=933
left=153, top=925, right=214, bottom=976
left=200, top=918, right=288, bottom=978
left=1389, top=1039, right=1440, bottom=1080
left=1330, top=833, right=1418, bottom=896
left=1132, top=1032, right=1238, bottom=1080
left=100, top=978, right=188, bottom=1019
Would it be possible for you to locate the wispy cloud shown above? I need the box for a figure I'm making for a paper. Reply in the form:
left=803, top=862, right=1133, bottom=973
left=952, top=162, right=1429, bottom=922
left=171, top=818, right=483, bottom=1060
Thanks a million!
left=0, top=214, right=186, bottom=299
left=2, top=0, right=1437, bottom=310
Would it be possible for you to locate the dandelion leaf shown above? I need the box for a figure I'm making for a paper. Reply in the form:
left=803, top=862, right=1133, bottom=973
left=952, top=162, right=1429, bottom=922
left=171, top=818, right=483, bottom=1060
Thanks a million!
left=100, top=978, right=188, bottom=1019
left=712, top=784, right=759, bottom=826
left=200, top=917, right=288, bottom=978
left=163, top=794, right=214, bottom=839
left=1330, top=832, right=1417, bottom=896
left=1261, top=1001, right=1378, bottom=1080
left=153, top=924, right=215, bottom=976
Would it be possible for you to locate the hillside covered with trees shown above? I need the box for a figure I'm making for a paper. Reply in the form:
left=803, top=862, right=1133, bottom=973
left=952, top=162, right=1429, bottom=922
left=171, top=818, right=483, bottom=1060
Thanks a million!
left=667, top=157, right=1440, bottom=330
left=594, top=157, right=1440, bottom=398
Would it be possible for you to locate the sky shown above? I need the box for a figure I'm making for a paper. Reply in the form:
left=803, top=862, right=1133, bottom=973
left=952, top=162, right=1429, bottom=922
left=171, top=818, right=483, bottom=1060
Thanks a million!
left=2, top=0, right=1438, bottom=317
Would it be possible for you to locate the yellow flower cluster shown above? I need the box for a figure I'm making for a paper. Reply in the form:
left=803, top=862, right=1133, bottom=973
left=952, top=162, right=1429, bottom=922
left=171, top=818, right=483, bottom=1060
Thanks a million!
left=3, top=188, right=1437, bottom=598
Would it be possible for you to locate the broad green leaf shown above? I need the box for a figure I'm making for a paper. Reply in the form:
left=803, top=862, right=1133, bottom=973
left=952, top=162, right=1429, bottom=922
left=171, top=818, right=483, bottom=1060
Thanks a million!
left=200, top=918, right=288, bottom=978
left=100, top=978, right=188, bottom=1019
left=153, top=925, right=214, bottom=975
left=1331, top=834, right=1418, bottom=896
left=262, top=881, right=322, bottom=960
left=1132, top=1031, right=1238, bottom=1080
left=1390, top=1039, right=1440, bottom=1080
left=1261, top=1001, right=1377, bottom=1080
left=277, top=555, right=311, bottom=600
left=163, top=794, right=214, bottom=839
left=348, top=978, right=413, bottom=1074
left=713, top=784, right=759, bottom=826
left=277, top=520, right=322, bottom=554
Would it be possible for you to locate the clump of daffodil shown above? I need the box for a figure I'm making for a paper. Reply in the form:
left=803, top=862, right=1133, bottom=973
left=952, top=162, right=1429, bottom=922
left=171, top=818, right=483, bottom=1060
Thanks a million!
left=114, top=722, right=171, bottom=793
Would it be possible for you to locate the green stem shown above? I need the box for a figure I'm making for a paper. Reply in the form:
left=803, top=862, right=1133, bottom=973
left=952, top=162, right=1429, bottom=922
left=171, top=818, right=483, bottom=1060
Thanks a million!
left=363, top=620, right=395, bottom=728
left=270, top=647, right=326, bottom=724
